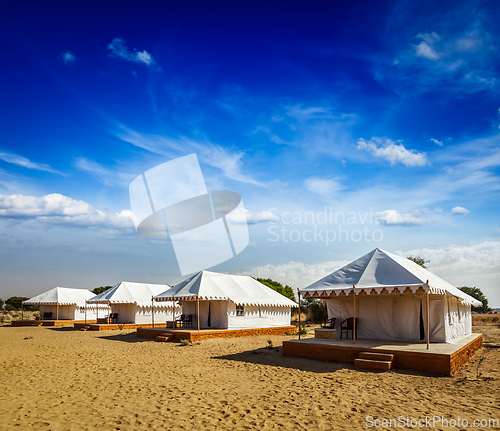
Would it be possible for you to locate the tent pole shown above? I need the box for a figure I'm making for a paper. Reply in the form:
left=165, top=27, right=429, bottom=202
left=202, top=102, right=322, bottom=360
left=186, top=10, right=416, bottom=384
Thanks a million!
left=21, top=302, right=24, bottom=321
left=298, top=290, right=301, bottom=340
left=56, top=303, right=59, bottom=321
left=39, top=301, right=41, bottom=321
left=426, top=287, right=430, bottom=350
left=84, top=301, right=87, bottom=324
left=172, top=294, right=175, bottom=328
left=353, top=287, right=356, bottom=344
left=151, top=297, right=155, bottom=328
left=197, top=296, right=200, bottom=331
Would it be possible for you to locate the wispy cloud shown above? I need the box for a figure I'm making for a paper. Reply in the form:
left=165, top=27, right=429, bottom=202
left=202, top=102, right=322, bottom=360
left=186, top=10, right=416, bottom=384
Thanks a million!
left=305, top=177, right=342, bottom=197
left=375, top=14, right=499, bottom=96
left=60, top=51, right=76, bottom=65
left=115, top=127, right=265, bottom=186
left=0, top=152, right=64, bottom=175
left=108, top=38, right=157, bottom=67
left=356, top=137, right=429, bottom=166
left=430, top=138, right=443, bottom=146
left=73, top=157, right=136, bottom=187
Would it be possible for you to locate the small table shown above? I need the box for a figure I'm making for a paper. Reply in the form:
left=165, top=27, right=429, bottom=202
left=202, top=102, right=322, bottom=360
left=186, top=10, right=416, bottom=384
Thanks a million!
left=314, top=328, right=336, bottom=340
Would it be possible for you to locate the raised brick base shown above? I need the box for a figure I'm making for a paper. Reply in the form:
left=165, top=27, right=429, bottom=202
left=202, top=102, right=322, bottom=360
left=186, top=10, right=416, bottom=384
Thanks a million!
left=137, top=326, right=297, bottom=342
left=12, top=320, right=97, bottom=327
left=73, top=322, right=156, bottom=331
left=282, top=334, right=482, bottom=376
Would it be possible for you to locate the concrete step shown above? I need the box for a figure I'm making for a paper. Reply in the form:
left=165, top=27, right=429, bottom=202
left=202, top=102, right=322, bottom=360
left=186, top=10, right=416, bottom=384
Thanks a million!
left=354, top=358, right=392, bottom=371
left=359, top=352, right=394, bottom=361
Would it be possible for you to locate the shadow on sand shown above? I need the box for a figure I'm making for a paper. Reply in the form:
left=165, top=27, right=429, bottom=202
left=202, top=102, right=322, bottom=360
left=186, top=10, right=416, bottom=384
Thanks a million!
left=213, top=346, right=439, bottom=377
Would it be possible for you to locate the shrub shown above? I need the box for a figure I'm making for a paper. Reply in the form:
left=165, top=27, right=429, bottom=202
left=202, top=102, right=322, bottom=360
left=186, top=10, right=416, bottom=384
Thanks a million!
left=299, top=326, right=308, bottom=335
left=180, top=339, right=191, bottom=346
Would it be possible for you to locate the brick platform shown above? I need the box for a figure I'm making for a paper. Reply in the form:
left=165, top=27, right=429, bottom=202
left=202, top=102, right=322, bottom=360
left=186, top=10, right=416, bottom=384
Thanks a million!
left=137, top=326, right=297, bottom=342
left=282, top=333, right=482, bottom=376
left=12, top=319, right=97, bottom=327
left=73, top=322, right=156, bottom=331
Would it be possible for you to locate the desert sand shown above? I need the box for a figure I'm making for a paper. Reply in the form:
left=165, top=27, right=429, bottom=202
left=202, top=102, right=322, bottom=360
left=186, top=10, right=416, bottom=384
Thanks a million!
left=0, top=324, right=498, bottom=430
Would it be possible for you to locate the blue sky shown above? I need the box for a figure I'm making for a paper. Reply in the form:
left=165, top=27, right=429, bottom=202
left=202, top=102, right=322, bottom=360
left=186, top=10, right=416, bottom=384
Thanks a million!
left=1, top=0, right=499, bottom=306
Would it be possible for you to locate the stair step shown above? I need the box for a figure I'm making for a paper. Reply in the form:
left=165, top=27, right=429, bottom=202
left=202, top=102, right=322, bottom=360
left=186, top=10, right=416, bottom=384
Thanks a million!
left=359, top=352, right=394, bottom=361
left=156, top=334, right=174, bottom=342
left=354, top=358, right=392, bottom=370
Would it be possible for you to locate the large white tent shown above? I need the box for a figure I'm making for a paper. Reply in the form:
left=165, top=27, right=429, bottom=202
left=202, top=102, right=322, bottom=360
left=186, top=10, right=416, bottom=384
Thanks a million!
left=23, top=287, right=104, bottom=321
left=154, top=270, right=297, bottom=329
left=86, top=282, right=180, bottom=324
left=301, top=248, right=482, bottom=343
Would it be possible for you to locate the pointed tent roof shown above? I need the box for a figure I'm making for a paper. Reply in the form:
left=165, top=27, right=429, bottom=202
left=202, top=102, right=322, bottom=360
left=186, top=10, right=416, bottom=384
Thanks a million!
left=154, top=271, right=297, bottom=307
left=23, top=287, right=94, bottom=306
left=87, top=282, right=179, bottom=307
left=301, top=248, right=481, bottom=307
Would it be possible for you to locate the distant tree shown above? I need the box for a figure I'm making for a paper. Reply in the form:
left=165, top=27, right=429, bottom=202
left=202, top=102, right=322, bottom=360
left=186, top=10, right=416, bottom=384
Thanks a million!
left=407, top=256, right=429, bottom=269
left=459, top=287, right=491, bottom=313
left=92, top=286, right=113, bottom=295
left=0, top=298, right=4, bottom=310
left=254, top=278, right=297, bottom=303
left=5, top=297, right=29, bottom=311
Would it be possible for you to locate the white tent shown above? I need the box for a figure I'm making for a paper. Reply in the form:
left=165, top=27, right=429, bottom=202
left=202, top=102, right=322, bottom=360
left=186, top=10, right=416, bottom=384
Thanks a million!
left=23, top=287, right=104, bottom=321
left=301, top=248, right=481, bottom=343
left=86, top=282, right=180, bottom=324
left=154, top=270, right=297, bottom=329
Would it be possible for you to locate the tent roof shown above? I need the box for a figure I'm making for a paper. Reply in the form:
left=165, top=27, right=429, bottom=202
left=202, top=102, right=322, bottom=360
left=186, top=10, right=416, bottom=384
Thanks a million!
left=301, top=248, right=482, bottom=307
left=154, top=271, right=297, bottom=307
left=87, top=282, right=178, bottom=307
left=23, top=287, right=94, bottom=306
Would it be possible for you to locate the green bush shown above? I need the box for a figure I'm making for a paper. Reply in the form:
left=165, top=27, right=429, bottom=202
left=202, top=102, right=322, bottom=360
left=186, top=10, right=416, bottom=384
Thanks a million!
left=299, top=326, right=308, bottom=335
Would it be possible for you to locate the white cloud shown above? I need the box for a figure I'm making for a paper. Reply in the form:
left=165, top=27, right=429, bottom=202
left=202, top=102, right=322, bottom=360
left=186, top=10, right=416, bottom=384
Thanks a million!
left=305, top=177, right=341, bottom=197
left=414, top=41, right=440, bottom=60
left=376, top=209, right=428, bottom=226
left=238, top=259, right=350, bottom=289
left=226, top=208, right=278, bottom=224
left=451, top=206, right=470, bottom=215
left=356, top=138, right=429, bottom=166
left=61, top=51, right=76, bottom=65
left=108, top=38, right=156, bottom=67
left=0, top=193, right=135, bottom=230
left=0, top=152, right=64, bottom=175
left=396, top=241, right=500, bottom=306
left=430, top=138, right=443, bottom=146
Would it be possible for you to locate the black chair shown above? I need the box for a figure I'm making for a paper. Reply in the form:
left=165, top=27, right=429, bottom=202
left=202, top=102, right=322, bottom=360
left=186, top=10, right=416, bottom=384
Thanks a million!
left=184, top=314, right=193, bottom=328
left=340, top=317, right=358, bottom=339
left=110, top=313, right=118, bottom=324
left=321, top=317, right=336, bottom=328
left=175, top=314, right=185, bottom=327
left=43, top=312, right=53, bottom=320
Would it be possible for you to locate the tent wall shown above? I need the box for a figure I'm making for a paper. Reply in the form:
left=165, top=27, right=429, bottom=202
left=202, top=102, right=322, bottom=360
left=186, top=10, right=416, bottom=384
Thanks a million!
left=111, top=304, right=136, bottom=323
left=134, top=305, right=176, bottom=324
left=444, top=296, right=472, bottom=343
left=227, top=303, right=291, bottom=329
left=180, top=301, right=291, bottom=329
left=325, top=294, right=456, bottom=342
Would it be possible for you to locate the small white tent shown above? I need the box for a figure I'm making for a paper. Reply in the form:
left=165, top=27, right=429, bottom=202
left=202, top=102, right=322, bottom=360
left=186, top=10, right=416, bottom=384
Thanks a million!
left=301, top=248, right=482, bottom=343
left=86, top=282, right=180, bottom=324
left=23, top=287, right=103, bottom=321
left=154, top=270, right=297, bottom=329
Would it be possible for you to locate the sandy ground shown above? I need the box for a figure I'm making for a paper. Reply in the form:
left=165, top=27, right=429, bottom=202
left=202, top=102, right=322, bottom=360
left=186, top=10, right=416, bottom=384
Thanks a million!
left=0, top=325, right=498, bottom=431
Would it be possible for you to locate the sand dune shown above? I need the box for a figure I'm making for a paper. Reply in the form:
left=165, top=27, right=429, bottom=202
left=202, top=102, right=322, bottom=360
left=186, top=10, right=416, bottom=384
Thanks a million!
left=0, top=326, right=498, bottom=430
